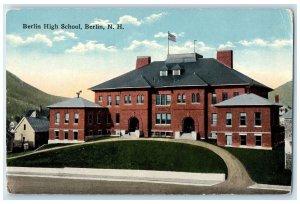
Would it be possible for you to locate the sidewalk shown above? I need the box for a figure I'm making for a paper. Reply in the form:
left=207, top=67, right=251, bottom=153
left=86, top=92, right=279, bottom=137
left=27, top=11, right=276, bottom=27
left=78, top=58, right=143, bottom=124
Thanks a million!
left=7, top=167, right=225, bottom=187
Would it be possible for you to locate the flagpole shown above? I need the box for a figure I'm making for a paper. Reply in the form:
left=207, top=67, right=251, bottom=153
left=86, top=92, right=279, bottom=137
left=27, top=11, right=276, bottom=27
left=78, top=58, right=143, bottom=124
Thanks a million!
left=167, top=31, right=169, bottom=56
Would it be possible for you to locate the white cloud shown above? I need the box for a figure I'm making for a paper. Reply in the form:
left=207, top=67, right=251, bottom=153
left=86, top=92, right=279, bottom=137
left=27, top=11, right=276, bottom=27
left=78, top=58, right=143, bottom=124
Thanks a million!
left=154, top=31, right=185, bottom=38
left=53, top=35, right=66, bottom=42
left=143, top=12, right=167, bottom=23
left=218, top=41, right=236, bottom=50
left=53, top=30, right=78, bottom=41
left=118, top=15, right=142, bottom=26
left=65, top=41, right=117, bottom=53
left=125, top=40, right=163, bottom=50
left=7, top=33, right=53, bottom=47
left=170, top=41, right=214, bottom=53
left=238, top=38, right=292, bottom=48
left=90, top=18, right=114, bottom=27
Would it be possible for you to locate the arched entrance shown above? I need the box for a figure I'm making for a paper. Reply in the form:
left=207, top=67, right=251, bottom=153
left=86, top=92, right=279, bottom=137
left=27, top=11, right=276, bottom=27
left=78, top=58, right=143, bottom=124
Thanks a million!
left=182, top=117, right=195, bottom=133
left=129, top=117, right=139, bottom=132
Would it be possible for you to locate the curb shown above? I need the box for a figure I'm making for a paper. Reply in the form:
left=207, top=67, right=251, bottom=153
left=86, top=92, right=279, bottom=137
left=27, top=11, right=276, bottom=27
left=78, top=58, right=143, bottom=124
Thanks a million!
left=248, top=183, right=291, bottom=192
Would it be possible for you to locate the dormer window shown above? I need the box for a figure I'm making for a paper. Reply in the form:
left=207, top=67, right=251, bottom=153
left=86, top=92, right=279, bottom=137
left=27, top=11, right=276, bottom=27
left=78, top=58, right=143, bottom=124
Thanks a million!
left=173, top=69, right=181, bottom=76
left=160, top=70, right=168, bottom=76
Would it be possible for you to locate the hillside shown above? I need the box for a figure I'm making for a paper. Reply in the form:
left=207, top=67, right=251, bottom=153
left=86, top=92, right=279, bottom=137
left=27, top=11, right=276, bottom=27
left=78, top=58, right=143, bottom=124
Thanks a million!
left=268, top=81, right=293, bottom=108
left=6, top=70, right=68, bottom=121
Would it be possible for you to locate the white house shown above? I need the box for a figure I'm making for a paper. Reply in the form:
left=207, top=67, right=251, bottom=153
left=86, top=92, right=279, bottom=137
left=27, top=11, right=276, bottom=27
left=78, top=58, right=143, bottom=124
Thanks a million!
left=14, top=117, right=49, bottom=149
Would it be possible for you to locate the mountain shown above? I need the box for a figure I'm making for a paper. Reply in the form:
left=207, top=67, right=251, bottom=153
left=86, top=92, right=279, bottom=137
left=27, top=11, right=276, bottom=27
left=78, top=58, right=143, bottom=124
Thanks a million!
left=6, top=70, right=68, bottom=121
left=268, top=81, right=293, bottom=108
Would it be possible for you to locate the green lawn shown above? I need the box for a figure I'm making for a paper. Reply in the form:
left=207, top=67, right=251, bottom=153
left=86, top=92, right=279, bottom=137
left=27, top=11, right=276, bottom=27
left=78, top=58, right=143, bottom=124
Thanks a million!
left=7, top=150, right=34, bottom=158
left=37, top=143, right=74, bottom=151
left=224, top=145, right=291, bottom=185
left=7, top=140, right=227, bottom=174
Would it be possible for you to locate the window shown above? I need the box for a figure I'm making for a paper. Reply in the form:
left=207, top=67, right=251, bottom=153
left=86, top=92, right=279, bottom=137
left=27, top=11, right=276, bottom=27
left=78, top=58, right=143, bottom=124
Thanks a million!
left=240, top=135, right=247, bottom=145
left=55, top=131, right=59, bottom=139
left=255, top=112, right=262, bottom=126
left=167, top=114, right=171, bottom=124
left=156, top=114, right=161, bottom=124
left=64, top=131, right=69, bottom=140
left=98, top=96, right=103, bottom=102
left=55, top=113, right=60, bottom=124
left=24, top=124, right=26, bottom=130
left=74, top=113, right=79, bottom=124
left=166, top=95, right=171, bottom=105
left=116, top=95, right=120, bottom=106
left=182, top=94, right=186, bottom=103
left=177, top=94, right=181, bottom=103
left=161, top=95, right=166, bottom=105
left=240, top=113, right=246, bottom=126
left=156, top=113, right=171, bottom=125
left=98, top=130, right=102, bottom=135
left=222, top=92, right=228, bottom=101
left=161, top=114, right=166, bottom=124
left=211, top=113, right=217, bottom=125
left=192, top=93, right=196, bottom=103
left=173, top=70, right=181, bottom=76
left=141, top=95, right=144, bottom=103
left=226, top=113, right=232, bottom=126
left=107, top=95, right=112, bottom=106
left=196, top=93, right=200, bottom=103
left=88, top=114, right=93, bottom=124
left=233, top=92, right=239, bottom=97
left=89, top=130, right=93, bottom=136
left=137, top=95, right=141, bottom=103
left=211, top=132, right=217, bottom=139
left=128, top=95, right=132, bottom=104
left=255, top=135, right=262, bottom=146
left=64, top=113, right=69, bottom=124
left=156, top=94, right=171, bottom=105
left=212, top=92, right=217, bottom=104
left=156, top=95, right=160, bottom=105
left=160, top=70, right=168, bottom=76
left=73, top=131, right=78, bottom=140
left=116, top=113, right=120, bottom=124
left=97, top=113, right=101, bottom=124
left=124, top=95, right=128, bottom=104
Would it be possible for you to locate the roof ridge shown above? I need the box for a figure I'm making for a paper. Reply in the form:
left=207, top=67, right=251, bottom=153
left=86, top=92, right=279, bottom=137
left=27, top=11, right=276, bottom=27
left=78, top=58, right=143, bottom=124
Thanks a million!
left=140, top=75, right=152, bottom=87
left=193, top=72, right=209, bottom=85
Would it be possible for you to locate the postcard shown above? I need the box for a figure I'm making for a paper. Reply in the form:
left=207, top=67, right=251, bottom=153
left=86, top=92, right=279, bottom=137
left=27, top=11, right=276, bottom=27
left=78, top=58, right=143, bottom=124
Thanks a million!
left=5, top=6, right=293, bottom=195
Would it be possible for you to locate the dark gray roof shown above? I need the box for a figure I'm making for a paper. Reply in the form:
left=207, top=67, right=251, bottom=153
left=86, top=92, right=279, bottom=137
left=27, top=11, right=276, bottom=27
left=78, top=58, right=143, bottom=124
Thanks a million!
left=90, top=54, right=271, bottom=91
left=215, top=93, right=279, bottom=107
left=26, top=117, right=49, bottom=132
left=284, top=109, right=293, bottom=119
left=47, top=97, right=101, bottom=108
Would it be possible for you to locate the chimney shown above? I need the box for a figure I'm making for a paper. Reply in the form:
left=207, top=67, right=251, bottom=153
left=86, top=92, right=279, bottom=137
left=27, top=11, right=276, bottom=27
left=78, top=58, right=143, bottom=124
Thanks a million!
left=136, top=56, right=151, bottom=69
left=275, top=94, right=280, bottom=103
left=217, top=50, right=233, bottom=68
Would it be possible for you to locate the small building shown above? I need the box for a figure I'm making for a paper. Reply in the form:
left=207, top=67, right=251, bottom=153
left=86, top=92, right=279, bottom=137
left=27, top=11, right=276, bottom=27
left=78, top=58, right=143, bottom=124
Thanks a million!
left=47, top=97, right=108, bottom=144
left=214, top=93, right=284, bottom=149
left=284, top=110, right=292, bottom=169
left=14, top=117, right=49, bottom=149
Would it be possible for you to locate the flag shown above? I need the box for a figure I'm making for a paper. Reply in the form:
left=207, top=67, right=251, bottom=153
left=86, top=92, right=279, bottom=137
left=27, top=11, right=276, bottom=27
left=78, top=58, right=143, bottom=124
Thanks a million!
left=168, top=32, right=176, bottom=42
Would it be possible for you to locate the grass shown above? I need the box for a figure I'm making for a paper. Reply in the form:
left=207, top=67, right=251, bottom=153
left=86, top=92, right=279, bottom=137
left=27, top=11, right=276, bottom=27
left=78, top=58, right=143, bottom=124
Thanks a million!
left=86, top=136, right=117, bottom=142
left=224, top=145, right=291, bottom=185
left=7, top=140, right=227, bottom=174
left=7, top=150, right=34, bottom=158
left=36, top=143, right=75, bottom=151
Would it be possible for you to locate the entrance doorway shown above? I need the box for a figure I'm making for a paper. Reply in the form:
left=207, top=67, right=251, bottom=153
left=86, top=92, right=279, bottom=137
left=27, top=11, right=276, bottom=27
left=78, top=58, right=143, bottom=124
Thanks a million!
left=129, top=117, right=139, bottom=132
left=226, top=134, right=232, bottom=145
left=182, top=117, right=195, bottom=133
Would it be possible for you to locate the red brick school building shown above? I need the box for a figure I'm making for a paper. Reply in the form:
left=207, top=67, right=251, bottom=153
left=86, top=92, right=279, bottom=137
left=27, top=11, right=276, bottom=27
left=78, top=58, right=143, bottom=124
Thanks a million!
left=48, top=50, right=283, bottom=149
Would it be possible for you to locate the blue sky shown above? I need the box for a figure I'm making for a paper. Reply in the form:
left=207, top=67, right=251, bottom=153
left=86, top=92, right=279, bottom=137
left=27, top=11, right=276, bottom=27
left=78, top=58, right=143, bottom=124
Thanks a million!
left=6, top=7, right=293, bottom=100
